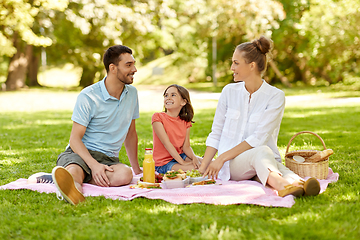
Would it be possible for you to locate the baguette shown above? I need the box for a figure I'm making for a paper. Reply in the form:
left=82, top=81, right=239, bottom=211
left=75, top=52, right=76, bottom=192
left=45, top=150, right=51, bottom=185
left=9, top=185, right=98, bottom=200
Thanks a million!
left=306, top=149, right=334, bottom=162
left=130, top=181, right=161, bottom=189
left=192, top=179, right=216, bottom=185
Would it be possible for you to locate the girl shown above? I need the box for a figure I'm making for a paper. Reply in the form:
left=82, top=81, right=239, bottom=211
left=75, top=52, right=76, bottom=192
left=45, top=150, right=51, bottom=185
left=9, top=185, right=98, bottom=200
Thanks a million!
left=199, top=36, right=320, bottom=197
left=152, top=84, right=202, bottom=174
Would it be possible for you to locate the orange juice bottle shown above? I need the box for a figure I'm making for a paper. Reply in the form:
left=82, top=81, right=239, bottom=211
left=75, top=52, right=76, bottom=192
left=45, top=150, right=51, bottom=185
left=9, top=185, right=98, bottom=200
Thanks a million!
left=143, top=148, right=155, bottom=183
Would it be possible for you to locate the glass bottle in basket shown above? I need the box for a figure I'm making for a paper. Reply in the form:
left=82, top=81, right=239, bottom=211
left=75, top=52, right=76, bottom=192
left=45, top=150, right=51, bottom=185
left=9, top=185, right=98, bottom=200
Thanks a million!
left=143, top=148, right=155, bottom=183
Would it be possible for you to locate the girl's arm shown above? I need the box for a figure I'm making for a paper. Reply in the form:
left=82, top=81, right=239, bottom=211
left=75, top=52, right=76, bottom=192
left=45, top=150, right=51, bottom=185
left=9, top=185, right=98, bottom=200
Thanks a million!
left=152, top=121, right=190, bottom=165
left=182, top=128, right=200, bottom=169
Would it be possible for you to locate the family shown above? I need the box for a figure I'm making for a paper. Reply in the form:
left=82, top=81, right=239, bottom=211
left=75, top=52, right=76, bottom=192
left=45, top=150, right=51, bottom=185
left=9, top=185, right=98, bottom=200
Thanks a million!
left=27, top=36, right=321, bottom=205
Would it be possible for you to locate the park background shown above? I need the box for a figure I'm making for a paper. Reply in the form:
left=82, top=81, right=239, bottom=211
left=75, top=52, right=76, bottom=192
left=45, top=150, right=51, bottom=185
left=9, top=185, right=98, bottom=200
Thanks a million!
left=1, top=0, right=360, bottom=91
left=1, top=0, right=360, bottom=239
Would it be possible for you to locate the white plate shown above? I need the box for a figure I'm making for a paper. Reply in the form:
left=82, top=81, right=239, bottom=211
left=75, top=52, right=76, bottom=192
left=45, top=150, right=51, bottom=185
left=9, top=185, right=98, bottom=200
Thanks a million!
left=161, top=176, right=190, bottom=189
left=189, top=176, right=208, bottom=184
left=293, top=155, right=305, bottom=163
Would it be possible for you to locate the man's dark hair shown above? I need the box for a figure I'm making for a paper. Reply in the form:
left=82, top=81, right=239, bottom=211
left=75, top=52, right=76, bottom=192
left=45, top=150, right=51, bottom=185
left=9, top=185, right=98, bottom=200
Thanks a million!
left=103, top=45, right=133, bottom=73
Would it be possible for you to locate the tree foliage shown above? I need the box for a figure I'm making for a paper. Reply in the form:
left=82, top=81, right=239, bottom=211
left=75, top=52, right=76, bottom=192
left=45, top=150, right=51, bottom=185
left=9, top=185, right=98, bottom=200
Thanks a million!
left=1, top=0, right=359, bottom=90
left=0, top=0, right=68, bottom=56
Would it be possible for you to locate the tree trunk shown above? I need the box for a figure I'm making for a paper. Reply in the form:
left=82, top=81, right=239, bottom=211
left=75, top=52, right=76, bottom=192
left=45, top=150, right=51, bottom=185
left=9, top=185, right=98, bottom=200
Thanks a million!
left=5, top=33, right=31, bottom=91
left=286, top=48, right=311, bottom=84
left=27, top=48, right=41, bottom=87
left=268, top=60, right=292, bottom=87
left=79, top=66, right=96, bottom=87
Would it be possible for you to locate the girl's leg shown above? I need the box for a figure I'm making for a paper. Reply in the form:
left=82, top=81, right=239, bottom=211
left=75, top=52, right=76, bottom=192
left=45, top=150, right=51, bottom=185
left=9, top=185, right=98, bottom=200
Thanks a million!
left=171, top=163, right=196, bottom=172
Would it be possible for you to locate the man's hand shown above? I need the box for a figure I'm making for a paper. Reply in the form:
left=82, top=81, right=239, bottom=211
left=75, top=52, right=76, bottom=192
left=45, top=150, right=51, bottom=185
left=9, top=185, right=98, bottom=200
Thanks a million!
left=90, top=162, right=114, bottom=187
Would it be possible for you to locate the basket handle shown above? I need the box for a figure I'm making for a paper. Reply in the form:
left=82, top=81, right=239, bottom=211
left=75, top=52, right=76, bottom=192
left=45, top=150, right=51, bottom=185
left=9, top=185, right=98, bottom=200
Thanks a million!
left=285, top=131, right=327, bottom=155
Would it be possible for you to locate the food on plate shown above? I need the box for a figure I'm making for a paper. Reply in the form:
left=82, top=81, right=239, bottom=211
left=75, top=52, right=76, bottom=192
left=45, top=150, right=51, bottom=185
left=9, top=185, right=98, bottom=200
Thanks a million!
left=186, top=169, right=202, bottom=177
left=306, top=149, right=334, bottom=162
left=192, top=179, right=216, bottom=185
left=140, top=173, right=163, bottom=183
left=130, top=181, right=161, bottom=189
left=163, top=169, right=186, bottom=181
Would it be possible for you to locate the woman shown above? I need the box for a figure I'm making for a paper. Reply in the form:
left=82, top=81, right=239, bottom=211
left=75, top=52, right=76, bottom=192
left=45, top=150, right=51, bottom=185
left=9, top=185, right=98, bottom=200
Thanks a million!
left=199, top=36, right=320, bottom=197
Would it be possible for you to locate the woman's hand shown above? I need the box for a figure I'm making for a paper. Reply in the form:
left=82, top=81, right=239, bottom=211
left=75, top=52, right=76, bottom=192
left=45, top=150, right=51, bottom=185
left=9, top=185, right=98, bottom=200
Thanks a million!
left=203, top=158, right=224, bottom=179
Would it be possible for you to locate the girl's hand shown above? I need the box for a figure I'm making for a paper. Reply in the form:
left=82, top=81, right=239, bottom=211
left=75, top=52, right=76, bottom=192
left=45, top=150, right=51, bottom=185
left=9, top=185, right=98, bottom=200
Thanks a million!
left=203, top=158, right=224, bottom=179
left=191, top=157, right=200, bottom=169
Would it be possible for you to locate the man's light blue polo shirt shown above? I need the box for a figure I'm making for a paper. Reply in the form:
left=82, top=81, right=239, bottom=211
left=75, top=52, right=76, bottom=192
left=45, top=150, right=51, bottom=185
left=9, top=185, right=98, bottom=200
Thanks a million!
left=70, top=77, right=139, bottom=157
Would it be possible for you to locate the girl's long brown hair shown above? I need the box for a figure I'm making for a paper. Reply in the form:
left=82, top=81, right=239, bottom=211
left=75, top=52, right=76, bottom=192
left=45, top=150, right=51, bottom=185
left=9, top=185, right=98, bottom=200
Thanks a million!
left=163, top=84, right=194, bottom=123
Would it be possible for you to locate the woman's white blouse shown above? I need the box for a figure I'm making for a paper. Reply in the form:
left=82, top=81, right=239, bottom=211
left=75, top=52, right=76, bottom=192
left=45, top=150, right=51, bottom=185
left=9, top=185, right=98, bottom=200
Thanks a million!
left=205, top=81, right=285, bottom=181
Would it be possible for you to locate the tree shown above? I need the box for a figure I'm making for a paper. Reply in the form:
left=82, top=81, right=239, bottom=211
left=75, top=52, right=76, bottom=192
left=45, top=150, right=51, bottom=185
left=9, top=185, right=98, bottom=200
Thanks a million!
left=45, top=0, right=176, bottom=87
left=272, top=0, right=360, bottom=85
left=1, top=0, right=68, bottom=90
left=297, top=0, right=360, bottom=84
left=157, top=0, right=286, bottom=83
left=271, top=0, right=311, bottom=84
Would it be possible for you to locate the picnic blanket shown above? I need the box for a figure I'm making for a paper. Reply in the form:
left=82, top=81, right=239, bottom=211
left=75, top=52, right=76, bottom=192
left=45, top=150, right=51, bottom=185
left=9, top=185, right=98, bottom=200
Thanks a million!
left=0, top=168, right=339, bottom=208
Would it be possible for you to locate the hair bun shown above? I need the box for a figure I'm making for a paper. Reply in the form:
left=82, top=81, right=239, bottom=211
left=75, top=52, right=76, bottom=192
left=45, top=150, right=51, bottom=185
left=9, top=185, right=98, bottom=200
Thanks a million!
left=252, top=36, right=272, bottom=55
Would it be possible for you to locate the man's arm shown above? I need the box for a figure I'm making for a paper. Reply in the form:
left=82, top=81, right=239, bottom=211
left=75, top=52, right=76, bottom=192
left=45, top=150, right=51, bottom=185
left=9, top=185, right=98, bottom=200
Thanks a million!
left=124, top=119, right=142, bottom=175
left=69, top=122, right=113, bottom=187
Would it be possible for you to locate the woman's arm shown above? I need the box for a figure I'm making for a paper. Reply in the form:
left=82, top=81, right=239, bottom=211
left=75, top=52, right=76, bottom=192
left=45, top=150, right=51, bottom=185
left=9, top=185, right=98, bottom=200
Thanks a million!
left=152, top=121, right=190, bottom=165
left=203, top=141, right=252, bottom=179
left=198, top=146, right=217, bottom=174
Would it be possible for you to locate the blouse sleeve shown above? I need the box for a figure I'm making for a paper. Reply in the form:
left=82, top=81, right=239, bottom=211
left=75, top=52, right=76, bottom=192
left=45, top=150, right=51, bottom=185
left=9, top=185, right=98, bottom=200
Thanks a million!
left=205, top=87, right=228, bottom=149
left=244, top=90, right=285, bottom=147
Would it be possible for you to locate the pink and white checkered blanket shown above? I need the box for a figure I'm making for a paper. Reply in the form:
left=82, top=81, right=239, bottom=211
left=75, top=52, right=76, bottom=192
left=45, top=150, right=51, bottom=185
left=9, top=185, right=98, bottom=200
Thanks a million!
left=0, top=168, right=338, bottom=208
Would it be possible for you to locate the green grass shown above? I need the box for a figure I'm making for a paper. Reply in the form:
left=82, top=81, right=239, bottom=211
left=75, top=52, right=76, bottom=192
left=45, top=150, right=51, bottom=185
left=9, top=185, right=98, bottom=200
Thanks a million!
left=1, top=89, right=360, bottom=239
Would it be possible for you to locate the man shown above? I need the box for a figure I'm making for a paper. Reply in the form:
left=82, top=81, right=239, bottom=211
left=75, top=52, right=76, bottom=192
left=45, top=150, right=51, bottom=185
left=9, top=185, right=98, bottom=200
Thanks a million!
left=51, top=45, right=142, bottom=205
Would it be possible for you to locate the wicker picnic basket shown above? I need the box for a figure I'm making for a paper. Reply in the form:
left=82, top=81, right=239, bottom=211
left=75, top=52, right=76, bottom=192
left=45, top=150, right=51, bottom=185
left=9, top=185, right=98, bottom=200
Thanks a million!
left=285, top=131, right=329, bottom=179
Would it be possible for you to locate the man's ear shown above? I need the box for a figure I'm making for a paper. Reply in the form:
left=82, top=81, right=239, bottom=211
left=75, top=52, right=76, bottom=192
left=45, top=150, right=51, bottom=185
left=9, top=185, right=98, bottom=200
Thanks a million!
left=109, top=63, right=116, bottom=73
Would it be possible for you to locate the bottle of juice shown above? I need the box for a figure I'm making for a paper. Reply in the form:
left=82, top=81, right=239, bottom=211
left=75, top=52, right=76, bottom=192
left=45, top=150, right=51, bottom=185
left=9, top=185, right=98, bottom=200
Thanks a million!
left=143, top=148, right=155, bottom=183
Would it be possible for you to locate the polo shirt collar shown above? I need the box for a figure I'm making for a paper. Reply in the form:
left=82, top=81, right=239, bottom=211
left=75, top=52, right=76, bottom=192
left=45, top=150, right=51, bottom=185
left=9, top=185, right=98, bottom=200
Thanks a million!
left=100, top=77, right=111, bottom=101
left=100, top=77, right=129, bottom=101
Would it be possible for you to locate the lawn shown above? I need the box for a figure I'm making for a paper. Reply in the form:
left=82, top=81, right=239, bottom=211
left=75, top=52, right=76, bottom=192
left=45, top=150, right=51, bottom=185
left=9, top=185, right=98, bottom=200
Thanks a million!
left=0, top=87, right=359, bottom=239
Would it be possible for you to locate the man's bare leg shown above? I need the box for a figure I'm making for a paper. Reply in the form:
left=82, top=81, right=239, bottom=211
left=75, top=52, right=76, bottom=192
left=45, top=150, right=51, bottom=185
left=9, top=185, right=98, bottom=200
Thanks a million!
left=88, top=163, right=133, bottom=187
